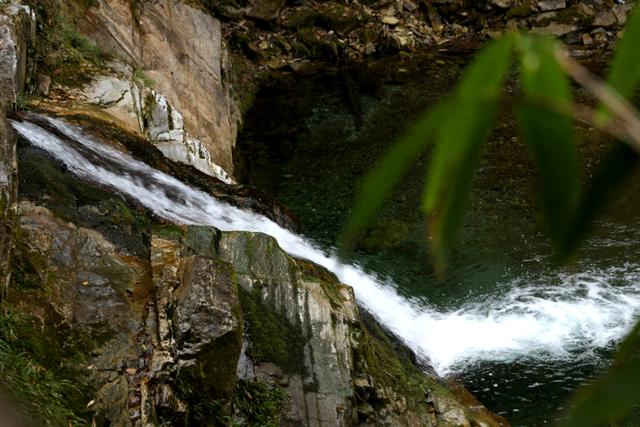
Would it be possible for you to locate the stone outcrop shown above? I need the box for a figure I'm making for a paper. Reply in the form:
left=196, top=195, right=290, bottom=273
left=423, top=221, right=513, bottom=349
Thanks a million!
left=12, top=196, right=506, bottom=426
left=77, top=0, right=241, bottom=177
left=72, top=66, right=145, bottom=135
left=218, top=230, right=505, bottom=426
left=9, top=118, right=507, bottom=424
left=68, top=69, right=236, bottom=184
left=0, top=1, right=32, bottom=293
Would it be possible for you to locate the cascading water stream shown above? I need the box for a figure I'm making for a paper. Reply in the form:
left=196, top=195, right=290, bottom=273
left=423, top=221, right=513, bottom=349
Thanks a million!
left=10, top=114, right=640, bottom=375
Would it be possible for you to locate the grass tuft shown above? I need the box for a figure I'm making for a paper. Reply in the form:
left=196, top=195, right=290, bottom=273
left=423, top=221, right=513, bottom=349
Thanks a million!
left=0, top=309, right=89, bottom=426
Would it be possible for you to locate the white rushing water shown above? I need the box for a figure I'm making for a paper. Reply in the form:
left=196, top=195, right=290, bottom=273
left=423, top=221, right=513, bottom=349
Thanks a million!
left=11, top=115, right=640, bottom=375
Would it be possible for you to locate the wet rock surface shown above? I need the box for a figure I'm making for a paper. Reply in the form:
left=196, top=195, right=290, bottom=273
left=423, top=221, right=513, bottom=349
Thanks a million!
left=7, top=114, right=507, bottom=425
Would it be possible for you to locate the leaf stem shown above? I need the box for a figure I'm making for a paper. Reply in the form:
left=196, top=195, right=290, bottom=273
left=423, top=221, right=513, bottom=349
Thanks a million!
left=554, top=47, right=640, bottom=151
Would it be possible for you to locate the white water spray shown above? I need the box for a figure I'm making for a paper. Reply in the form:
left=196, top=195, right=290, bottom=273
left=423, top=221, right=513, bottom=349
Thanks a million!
left=11, top=115, right=640, bottom=374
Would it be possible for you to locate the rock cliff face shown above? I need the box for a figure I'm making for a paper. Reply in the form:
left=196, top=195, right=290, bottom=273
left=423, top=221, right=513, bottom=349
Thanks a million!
left=0, top=1, right=32, bottom=291
left=11, top=160, right=505, bottom=426
left=75, top=0, right=241, bottom=179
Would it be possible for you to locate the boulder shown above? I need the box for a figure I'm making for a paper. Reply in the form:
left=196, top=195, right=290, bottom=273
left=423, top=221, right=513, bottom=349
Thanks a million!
left=74, top=72, right=143, bottom=134
left=531, top=22, right=577, bottom=36
left=247, top=0, right=287, bottom=24
left=594, top=10, right=617, bottom=27
left=217, top=230, right=506, bottom=426
left=15, top=202, right=145, bottom=425
left=537, top=0, right=567, bottom=12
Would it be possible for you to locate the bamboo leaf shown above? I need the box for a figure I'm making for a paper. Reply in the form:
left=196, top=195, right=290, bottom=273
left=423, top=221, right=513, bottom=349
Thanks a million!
left=519, top=36, right=579, bottom=245
left=602, top=4, right=640, bottom=114
left=560, top=142, right=639, bottom=257
left=423, top=35, right=515, bottom=269
left=340, top=101, right=450, bottom=248
left=560, top=318, right=640, bottom=427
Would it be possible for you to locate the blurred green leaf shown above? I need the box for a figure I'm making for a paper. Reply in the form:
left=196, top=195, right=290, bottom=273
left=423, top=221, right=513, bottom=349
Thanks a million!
left=423, top=35, right=515, bottom=269
left=600, top=4, right=640, bottom=121
left=615, top=318, right=640, bottom=365
left=560, top=317, right=640, bottom=427
left=561, top=142, right=639, bottom=257
left=340, top=101, right=451, bottom=249
left=519, top=36, right=579, bottom=246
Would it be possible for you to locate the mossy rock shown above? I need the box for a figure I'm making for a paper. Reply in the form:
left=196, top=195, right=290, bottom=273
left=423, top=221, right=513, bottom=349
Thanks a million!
left=239, top=286, right=305, bottom=374
left=176, top=331, right=243, bottom=426
left=17, top=141, right=152, bottom=258
left=556, top=4, right=596, bottom=26
left=295, top=27, right=339, bottom=59
left=506, top=5, right=534, bottom=19
left=353, top=312, right=451, bottom=421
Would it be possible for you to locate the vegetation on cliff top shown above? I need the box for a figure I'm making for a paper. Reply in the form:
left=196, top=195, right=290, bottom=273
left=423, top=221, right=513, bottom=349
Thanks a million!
left=27, top=0, right=109, bottom=86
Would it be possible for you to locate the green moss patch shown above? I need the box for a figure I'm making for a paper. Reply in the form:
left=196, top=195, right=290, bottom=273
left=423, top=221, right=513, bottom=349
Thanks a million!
left=239, top=287, right=304, bottom=374
left=356, top=315, right=452, bottom=416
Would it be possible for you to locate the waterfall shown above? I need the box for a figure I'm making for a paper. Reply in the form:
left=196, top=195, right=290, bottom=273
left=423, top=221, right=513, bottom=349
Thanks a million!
left=11, top=114, right=640, bottom=375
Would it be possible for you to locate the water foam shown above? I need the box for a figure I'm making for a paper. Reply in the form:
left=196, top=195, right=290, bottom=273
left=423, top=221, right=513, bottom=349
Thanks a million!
left=11, top=115, right=640, bottom=374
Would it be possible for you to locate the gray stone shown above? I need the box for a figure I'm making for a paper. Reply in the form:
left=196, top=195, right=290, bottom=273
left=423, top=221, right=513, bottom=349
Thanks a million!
left=594, top=11, right=617, bottom=27
left=0, top=1, right=33, bottom=299
left=148, top=92, right=171, bottom=140
left=78, top=74, right=144, bottom=132
left=403, top=0, right=418, bottom=12
left=36, top=74, right=51, bottom=96
left=247, top=0, right=287, bottom=23
left=613, top=4, right=634, bottom=25
left=490, top=0, right=514, bottom=8
left=591, top=27, right=609, bottom=43
left=537, top=0, right=566, bottom=11
left=150, top=233, right=243, bottom=415
left=0, top=2, right=33, bottom=107
left=216, top=230, right=500, bottom=426
left=532, top=22, right=577, bottom=36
